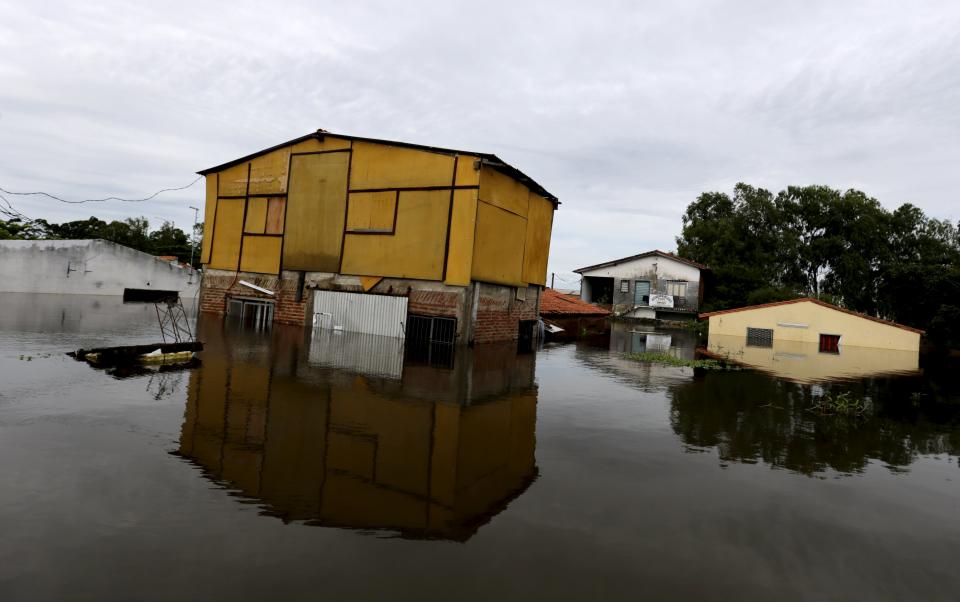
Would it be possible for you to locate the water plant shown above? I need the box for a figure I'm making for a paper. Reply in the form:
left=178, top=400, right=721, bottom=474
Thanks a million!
left=807, top=391, right=872, bottom=417
left=624, top=352, right=739, bottom=370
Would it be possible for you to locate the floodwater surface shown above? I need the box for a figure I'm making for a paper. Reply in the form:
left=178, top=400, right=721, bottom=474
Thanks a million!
left=1, top=294, right=959, bottom=601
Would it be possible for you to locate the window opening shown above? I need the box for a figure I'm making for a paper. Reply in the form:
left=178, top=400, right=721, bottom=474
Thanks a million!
left=746, top=327, right=773, bottom=347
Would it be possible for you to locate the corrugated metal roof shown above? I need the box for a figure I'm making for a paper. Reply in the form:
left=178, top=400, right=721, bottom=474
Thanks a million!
left=574, top=250, right=709, bottom=274
left=540, top=288, right=610, bottom=317
left=197, top=128, right=558, bottom=204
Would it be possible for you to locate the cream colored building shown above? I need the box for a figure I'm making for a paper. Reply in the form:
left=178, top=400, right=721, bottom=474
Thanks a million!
left=701, top=298, right=922, bottom=353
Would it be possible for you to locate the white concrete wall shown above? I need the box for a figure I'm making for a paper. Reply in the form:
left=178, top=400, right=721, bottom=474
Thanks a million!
left=0, top=239, right=199, bottom=296
left=579, top=254, right=702, bottom=311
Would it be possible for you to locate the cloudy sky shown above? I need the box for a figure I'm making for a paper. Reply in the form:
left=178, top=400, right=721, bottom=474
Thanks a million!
left=1, top=1, right=958, bottom=284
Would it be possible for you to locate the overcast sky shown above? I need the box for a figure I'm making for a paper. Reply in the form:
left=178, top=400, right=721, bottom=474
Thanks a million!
left=1, top=1, right=958, bottom=284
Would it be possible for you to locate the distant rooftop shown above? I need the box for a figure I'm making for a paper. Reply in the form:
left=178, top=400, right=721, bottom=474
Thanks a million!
left=541, top=288, right=610, bottom=317
left=574, top=250, right=709, bottom=274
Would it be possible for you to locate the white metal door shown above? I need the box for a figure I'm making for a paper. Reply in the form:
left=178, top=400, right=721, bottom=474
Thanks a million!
left=312, top=290, right=408, bottom=338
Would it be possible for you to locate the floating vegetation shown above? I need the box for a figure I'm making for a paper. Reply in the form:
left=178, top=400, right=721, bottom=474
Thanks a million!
left=624, top=352, right=740, bottom=370
left=808, top=391, right=872, bottom=417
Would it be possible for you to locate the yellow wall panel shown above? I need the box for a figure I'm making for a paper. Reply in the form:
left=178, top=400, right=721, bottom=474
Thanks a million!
left=350, top=141, right=455, bottom=190
left=478, top=166, right=530, bottom=217
left=521, top=193, right=554, bottom=286
left=265, top=197, right=285, bottom=234
left=454, top=155, right=480, bottom=186
left=341, top=190, right=450, bottom=281
left=248, top=148, right=291, bottom=195
left=200, top=176, right=216, bottom=263
left=444, top=189, right=478, bottom=286
left=239, top=236, right=282, bottom=274
left=289, top=136, right=352, bottom=153
left=244, top=197, right=267, bottom=234
left=283, top=152, right=350, bottom=272
left=346, top=191, right=397, bottom=232
left=471, top=201, right=526, bottom=286
left=217, top=162, right=249, bottom=197
left=209, top=198, right=244, bottom=270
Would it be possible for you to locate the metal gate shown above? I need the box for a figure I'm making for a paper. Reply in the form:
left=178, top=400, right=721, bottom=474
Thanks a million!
left=312, top=290, right=408, bottom=338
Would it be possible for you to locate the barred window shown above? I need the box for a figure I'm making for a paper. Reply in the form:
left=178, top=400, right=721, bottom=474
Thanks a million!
left=746, top=327, right=773, bottom=347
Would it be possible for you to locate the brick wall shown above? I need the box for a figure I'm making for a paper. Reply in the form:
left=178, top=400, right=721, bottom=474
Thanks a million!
left=407, top=290, right=462, bottom=318
left=473, top=284, right=539, bottom=344
left=199, top=271, right=307, bottom=326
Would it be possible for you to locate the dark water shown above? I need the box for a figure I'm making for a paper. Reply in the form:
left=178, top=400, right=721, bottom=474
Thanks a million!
left=2, top=294, right=959, bottom=601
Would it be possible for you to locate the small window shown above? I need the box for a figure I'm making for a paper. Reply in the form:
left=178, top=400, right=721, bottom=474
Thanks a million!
left=663, top=280, right=688, bottom=297
left=819, top=334, right=841, bottom=354
left=620, top=280, right=630, bottom=293
left=746, top=327, right=773, bottom=348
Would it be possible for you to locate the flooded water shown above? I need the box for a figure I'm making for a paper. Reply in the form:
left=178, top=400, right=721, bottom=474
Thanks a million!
left=2, top=294, right=959, bottom=601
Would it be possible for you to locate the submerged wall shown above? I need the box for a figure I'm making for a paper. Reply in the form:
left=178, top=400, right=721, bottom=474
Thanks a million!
left=0, top=239, right=199, bottom=296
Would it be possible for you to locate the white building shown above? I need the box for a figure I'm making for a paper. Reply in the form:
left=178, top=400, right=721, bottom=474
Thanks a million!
left=0, top=239, right=199, bottom=297
left=574, top=250, right=708, bottom=320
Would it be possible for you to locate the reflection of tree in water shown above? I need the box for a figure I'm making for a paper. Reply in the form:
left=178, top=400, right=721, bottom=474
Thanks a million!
left=669, top=371, right=960, bottom=476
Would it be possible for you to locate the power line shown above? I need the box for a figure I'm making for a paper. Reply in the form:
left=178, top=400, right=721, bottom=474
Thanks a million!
left=0, top=176, right=203, bottom=205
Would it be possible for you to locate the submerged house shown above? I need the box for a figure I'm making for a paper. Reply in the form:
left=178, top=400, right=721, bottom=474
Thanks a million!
left=197, top=129, right=557, bottom=345
left=701, top=298, right=923, bottom=354
left=574, top=250, right=707, bottom=320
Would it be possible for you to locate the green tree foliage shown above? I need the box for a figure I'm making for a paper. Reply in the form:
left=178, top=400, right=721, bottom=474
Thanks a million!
left=677, top=183, right=960, bottom=347
left=0, top=215, right=201, bottom=267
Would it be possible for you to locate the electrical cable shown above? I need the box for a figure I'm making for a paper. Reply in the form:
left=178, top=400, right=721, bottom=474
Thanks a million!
left=0, top=176, right=203, bottom=204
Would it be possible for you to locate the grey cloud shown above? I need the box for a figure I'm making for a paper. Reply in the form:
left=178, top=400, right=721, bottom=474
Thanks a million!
left=1, top=0, right=958, bottom=277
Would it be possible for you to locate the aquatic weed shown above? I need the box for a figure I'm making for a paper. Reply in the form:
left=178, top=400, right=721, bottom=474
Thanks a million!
left=624, top=352, right=739, bottom=370
left=808, top=391, right=872, bottom=417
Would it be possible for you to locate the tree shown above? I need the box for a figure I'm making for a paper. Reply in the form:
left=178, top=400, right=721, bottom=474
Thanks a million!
left=677, top=183, right=960, bottom=348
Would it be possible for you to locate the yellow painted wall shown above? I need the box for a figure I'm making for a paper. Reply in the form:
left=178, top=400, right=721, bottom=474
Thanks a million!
left=444, top=189, right=478, bottom=286
left=200, top=176, right=216, bottom=263
left=350, top=141, right=455, bottom=190
left=208, top=197, right=244, bottom=270
left=707, top=300, right=921, bottom=351
left=341, top=190, right=450, bottom=280
left=283, top=152, right=349, bottom=272
left=244, top=197, right=268, bottom=233
left=706, top=334, right=920, bottom=382
left=346, top=191, right=397, bottom=232
left=248, top=148, right=290, bottom=195
left=471, top=201, right=526, bottom=286
left=522, top=193, right=554, bottom=286
left=478, top=166, right=529, bottom=217
left=217, top=162, right=249, bottom=197
left=239, top=235, right=282, bottom=274
left=455, top=155, right=480, bottom=186
left=290, top=136, right=352, bottom=154
left=200, top=136, right=556, bottom=287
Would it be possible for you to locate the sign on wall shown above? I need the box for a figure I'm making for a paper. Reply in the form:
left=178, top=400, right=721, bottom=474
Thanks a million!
left=649, top=294, right=674, bottom=308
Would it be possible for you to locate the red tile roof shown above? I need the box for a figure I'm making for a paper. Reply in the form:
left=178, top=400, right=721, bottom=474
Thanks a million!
left=541, top=288, right=610, bottom=317
left=699, top=297, right=924, bottom=334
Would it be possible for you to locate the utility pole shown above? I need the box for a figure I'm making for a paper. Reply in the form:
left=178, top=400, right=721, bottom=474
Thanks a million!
left=188, top=206, right=200, bottom=267
left=551, top=272, right=555, bottom=289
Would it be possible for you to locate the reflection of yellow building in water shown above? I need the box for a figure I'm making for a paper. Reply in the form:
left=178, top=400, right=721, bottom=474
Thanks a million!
left=178, top=322, right=538, bottom=540
left=196, top=129, right=557, bottom=345
left=706, top=334, right=920, bottom=383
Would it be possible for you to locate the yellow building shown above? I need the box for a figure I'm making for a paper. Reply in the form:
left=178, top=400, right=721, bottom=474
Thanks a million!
left=197, top=128, right=557, bottom=344
left=701, top=298, right=923, bottom=353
